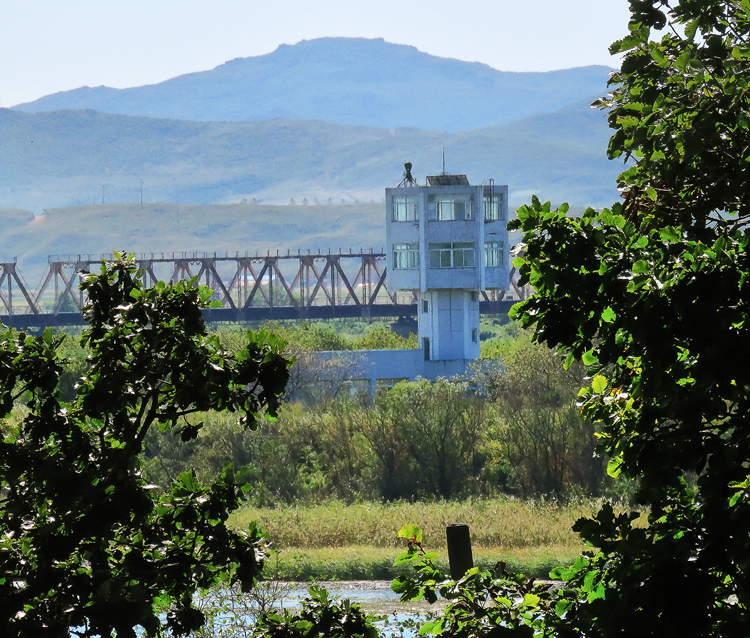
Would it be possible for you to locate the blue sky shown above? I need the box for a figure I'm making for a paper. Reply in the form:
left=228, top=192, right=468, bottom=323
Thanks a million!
left=1, top=0, right=630, bottom=108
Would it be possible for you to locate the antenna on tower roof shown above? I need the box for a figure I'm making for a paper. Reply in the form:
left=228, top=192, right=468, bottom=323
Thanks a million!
left=397, top=162, right=419, bottom=187
left=442, top=147, right=446, bottom=175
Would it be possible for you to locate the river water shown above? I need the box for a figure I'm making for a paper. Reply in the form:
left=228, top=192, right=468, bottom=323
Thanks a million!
left=196, top=580, right=444, bottom=637
left=284, top=580, right=443, bottom=614
left=124, top=581, right=441, bottom=637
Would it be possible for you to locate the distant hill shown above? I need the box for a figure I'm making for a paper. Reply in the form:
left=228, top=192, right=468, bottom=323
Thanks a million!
left=13, top=38, right=614, bottom=133
left=0, top=99, right=623, bottom=214
left=2, top=37, right=625, bottom=221
left=1, top=198, right=589, bottom=286
left=0, top=202, right=385, bottom=284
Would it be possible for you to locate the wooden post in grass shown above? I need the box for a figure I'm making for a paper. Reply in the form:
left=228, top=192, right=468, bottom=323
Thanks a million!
left=446, top=524, right=473, bottom=579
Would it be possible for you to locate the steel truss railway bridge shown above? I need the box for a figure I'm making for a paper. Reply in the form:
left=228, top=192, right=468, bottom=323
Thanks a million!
left=0, top=250, right=518, bottom=329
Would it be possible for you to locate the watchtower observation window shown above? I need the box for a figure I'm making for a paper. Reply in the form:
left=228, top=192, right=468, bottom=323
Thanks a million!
left=429, top=242, right=475, bottom=268
left=428, top=195, right=473, bottom=221
left=484, top=241, right=504, bottom=267
left=484, top=194, right=504, bottom=221
left=392, top=195, right=419, bottom=221
left=393, top=243, right=420, bottom=269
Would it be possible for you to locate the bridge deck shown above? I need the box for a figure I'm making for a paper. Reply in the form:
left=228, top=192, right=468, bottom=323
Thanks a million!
left=0, top=251, right=518, bottom=328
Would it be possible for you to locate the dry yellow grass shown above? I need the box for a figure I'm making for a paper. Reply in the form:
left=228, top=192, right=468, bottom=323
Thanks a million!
left=229, top=499, right=632, bottom=580
left=229, top=498, right=611, bottom=551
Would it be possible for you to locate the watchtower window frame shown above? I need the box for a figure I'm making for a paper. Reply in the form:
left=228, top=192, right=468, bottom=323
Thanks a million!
left=428, top=195, right=473, bottom=221
left=483, top=194, right=504, bottom=221
left=393, top=243, right=420, bottom=269
left=484, top=241, right=504, bottom=267
left=428, top=242, right=476, bottom=268
left=392, top=195, right=419, bottom=222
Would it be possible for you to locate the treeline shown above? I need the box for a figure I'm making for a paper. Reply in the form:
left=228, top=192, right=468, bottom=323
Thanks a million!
left=53, top=319, right=613, bottom=503
left=136, top=324, right=614, bottom=504
left=216, top=320, right=417, bottom=353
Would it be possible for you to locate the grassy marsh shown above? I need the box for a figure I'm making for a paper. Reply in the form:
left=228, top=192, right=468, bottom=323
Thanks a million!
left=230, top=498, right=612, bottom=580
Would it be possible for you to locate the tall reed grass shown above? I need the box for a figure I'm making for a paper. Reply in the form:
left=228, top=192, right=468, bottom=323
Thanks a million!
left=229, top=498, right=618, bottom=580
left=230, top=497, right=606, bottom=551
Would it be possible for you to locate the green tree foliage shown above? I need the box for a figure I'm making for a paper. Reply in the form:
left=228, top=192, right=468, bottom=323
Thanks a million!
left=237, top=320, right=416, bottom=353
left=504, top=0, right=750, bottom=634
left=143, top=358, right=606, bottom=505
left=261, top=321, right=353, bottom=352
left=352, top=324, right=417, bottom=350
left=0, top=256, right=290, bottom=637
left=250, top=585, right=383, bottom=638
left=144, top=400, right=372, bottom=506
left=373, top=379, right=487, bottom=500
left=349, top=399, right=415, bottom=501
left=249, top=400, right=373, bottom=503
left=144, top=377, right=511, bottom=504
left=392, top=528, right=563, bottom=638
left=143, top=410, right=263, bottom=494
left=480, top=333, right=602, bottom=497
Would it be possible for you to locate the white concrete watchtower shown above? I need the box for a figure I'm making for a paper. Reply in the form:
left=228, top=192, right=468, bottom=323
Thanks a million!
left=386, top=163, right=509, bottom=363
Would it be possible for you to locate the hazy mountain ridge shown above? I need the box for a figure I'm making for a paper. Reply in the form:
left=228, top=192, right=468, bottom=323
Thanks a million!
left=0, top=98, right=622, bottom=214
left=2, top=37, right=623, bottom=222
left=0, top=201, right=386, bottom=284
left=13, top=37, right=614, bottom=132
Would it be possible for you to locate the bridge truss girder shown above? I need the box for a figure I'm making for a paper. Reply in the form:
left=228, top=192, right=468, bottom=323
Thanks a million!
left=0, top=250, right=512, bottom=328
left=0, top=251, right=414, bottom=318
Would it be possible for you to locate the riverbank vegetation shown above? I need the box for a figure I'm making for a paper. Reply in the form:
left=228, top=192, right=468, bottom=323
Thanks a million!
left=139, top=327, right=614, bottom=505
left=229, top=498, right=609, bottom=580
left=50, top=315, right=613, bottom=506
left=48, top=314, right=616, bottom=586
left=138, top=317, right=620, bottom=583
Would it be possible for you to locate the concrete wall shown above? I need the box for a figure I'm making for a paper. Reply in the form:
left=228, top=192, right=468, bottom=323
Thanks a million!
left=299, top=348, right=476, bottom=399
left=418, top=289, right=480, bottom=360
